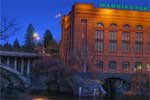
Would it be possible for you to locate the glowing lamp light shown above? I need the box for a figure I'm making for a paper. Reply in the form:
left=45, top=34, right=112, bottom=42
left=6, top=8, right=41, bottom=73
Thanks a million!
left=33, top=32, right=40, bottom=40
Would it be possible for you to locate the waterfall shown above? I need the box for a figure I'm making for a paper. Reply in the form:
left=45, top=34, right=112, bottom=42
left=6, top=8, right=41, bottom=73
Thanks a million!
left=93, top=88, right=97, bottom=96
left=78, top=87, right=82, bottom=96
left=99, top=85, right=107, bottom=95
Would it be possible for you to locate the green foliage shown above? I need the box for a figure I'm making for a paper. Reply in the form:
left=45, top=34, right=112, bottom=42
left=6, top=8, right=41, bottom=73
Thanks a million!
left=3, top=42, right=12, bottom=50
left=13, top=38, right=20, bottom=50
left=24, top=24, right=36, bottom=52
left=130, top=72, right=150, bottom=94
left=44, top=30, right=53, bottom=48
left=43, top=29, right=58, bottom=54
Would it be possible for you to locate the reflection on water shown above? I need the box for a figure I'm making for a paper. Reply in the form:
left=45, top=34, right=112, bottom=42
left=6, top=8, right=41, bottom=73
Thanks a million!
left=1, top=91, right=149, bottom=100
left=33, top=97, right=48, bottom=100
left=30, top=93, right=149, bottom=100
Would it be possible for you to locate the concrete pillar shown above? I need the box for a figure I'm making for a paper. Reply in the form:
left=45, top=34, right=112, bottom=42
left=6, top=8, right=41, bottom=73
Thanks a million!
left=7, top=57, right=10, bottom=65
left=21, top=58, right=24, bottom=74
left=27, top=58, right=30, bottom=76
left=14, top=57, right=17, bottom=70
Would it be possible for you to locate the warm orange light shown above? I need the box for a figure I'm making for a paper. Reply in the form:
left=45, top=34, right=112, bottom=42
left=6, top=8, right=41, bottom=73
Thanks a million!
left=33, top=97, right=48, bottom=100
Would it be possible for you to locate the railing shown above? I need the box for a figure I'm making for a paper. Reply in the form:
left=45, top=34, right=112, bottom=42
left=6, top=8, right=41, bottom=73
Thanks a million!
left=0, top=64, right=31, bottom=88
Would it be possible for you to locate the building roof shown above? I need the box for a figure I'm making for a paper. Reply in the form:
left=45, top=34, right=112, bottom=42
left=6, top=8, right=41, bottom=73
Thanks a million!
left=0, top=51, right=39, bottom=58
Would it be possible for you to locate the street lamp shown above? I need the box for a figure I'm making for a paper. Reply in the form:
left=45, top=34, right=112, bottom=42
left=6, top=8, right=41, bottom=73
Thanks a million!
left=33, top=32, right=40, bottom=40
left=33, top=32, right=45, bottom=54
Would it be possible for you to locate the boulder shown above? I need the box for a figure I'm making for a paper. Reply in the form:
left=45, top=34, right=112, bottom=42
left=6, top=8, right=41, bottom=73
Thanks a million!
left=70, top=75, right=106, bottom=96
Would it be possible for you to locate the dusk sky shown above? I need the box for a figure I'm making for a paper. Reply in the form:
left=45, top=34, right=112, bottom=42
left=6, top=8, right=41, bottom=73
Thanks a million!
left=0, top=0, right=97, bottom=44
left=0, top=0, right=149, bottom=44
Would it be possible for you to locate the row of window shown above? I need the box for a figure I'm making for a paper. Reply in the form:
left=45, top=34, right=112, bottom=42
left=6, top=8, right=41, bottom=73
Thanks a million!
left=95, top=31, right=150, bottom=53
left=95, top=30, right=150, bottom=42
left=96, top=61, right=150, bottom=71
left=97, top=23, right=144, bottom=31
left=95, top=41, right=150, bottom=53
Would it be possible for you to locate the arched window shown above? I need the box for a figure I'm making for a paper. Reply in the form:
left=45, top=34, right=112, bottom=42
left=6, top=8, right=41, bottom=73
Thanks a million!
left=147, top=63, right=150, bottom=71
left=136, top=25, right=143, bottom=30
left=110, top=23, right=117, bottom=28
left=122, top=62, right=130, bottom=69
left=123, top=24, right=130, bottom=29
left=97, top=23, right=104, bottom=28
left=109, top=61, right=116, bottom=69
left=135, top=62, right=142, bottom=70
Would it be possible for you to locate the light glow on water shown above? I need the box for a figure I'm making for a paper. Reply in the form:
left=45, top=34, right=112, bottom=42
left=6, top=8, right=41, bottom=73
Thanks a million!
left=33, top=97, right=48, bottom=100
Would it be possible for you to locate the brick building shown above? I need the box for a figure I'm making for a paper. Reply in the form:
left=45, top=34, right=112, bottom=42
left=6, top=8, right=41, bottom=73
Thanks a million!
left=60, top=3, right=150, bottom=73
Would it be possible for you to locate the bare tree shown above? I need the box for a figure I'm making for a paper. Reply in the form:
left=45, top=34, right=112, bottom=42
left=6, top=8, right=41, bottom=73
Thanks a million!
left=0, top=16, right=20, bottom=40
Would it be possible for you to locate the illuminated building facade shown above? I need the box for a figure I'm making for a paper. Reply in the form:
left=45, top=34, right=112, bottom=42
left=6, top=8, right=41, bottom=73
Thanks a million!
left=60, top=3, right=150, bottom=73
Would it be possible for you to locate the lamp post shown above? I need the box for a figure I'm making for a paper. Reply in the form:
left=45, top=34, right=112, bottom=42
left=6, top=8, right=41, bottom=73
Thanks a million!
left=33, top=32, right=45, bottom=54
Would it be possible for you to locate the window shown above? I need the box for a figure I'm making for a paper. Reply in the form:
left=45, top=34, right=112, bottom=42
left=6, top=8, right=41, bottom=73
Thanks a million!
left=97, top=23, right=104, bottom=28
left=96, top=60, right=103, bottom=68
left=95, top=41, right=104, bottom=52
left=147, top=63, right=150, bottom=71
left=122, top=32, right=130, bottom=41
left=147, top=43, right=150, bottom=53
left=122, top=42, right=130, bottom=52
left=136, top=25, right=143, bottom=31
left=123, top=24, right=130, bottom=29
left=135, top=32, right=143, bottom=41
left=148, top=32, right=150, bottom=42
left=147, top=32, right=150, bottom=53
left=135, top=42, right=143, bottom=53
left=95, top=30, right=104, bottom=39
left=110, top=23, right=117, bottom=28
left=109, top=41, right=117, bottom=52
left=122, top=62, right=130, bottom=69
left=81, top=19, right=87, bottom=25
left=135, top=62, right=142, bottom=70
left=109, top=31, right=117, bottom=40
left=109, top=61, right=116, bottom=70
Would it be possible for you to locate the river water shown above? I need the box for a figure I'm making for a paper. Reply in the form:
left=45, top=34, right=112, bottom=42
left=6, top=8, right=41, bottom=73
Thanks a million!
left=1, top=90, right=149, bottom=100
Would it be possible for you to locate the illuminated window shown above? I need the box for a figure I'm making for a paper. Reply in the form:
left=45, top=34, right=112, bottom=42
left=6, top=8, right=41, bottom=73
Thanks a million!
left=97, top=23, right=104, bottom=28
left=109, top=31, right=117, bottom=40
left=123, top=24, right=130, bottom=29
left=95, top=30, right=104, bottom=39
left=95, top=41, right=104, bottom=52
left=122, top=32, right=130, bottom=41
left=136, top=25, right=143, bottom=31
left=147, top=63, right=150, bottom=71
left=109, top=61, right=116, bottom=70
left=135, top=62, right=142, bottom=70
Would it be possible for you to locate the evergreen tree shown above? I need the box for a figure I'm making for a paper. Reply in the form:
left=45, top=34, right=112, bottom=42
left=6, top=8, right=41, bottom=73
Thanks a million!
left=3, top=42, right=12, bottom=50
left=24, top=24, right=36, bottom=52
left=13, top=38, right=20, bottom=50
left=43, top=29, right=58, bottom=53
left=44, top=30, right=53, bottom=48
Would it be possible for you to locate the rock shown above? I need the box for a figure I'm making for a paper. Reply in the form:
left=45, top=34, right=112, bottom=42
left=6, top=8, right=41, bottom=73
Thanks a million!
left=57, top=78, right=72, bottom=93
left=70, top=75, right=106, bottom=97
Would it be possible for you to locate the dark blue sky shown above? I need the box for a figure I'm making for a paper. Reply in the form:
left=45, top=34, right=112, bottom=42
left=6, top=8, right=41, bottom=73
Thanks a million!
left=0, top=0, right=149, bottom=44
left=0, top=0, right=97, bottom=44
